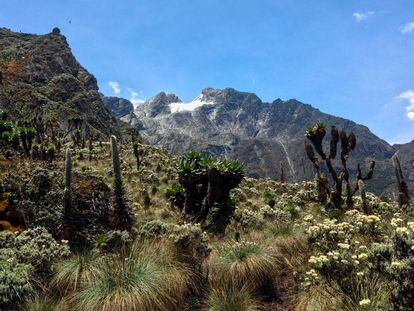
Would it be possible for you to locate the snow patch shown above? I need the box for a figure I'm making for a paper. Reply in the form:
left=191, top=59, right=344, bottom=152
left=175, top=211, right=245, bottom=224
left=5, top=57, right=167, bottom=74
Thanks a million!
left=169, top=94, right=215, bottom=113
left=278, top=140, right=296, bottom=178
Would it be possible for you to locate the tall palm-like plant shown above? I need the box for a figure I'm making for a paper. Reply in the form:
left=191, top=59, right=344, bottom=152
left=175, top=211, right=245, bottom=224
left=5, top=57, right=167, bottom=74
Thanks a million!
left=110, top=135, right=134, bottom=230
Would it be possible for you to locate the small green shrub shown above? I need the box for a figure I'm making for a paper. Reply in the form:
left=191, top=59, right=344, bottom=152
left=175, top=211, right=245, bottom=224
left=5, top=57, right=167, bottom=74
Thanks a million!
left=95, top=230, right=132, bottom=251
left=263, top=190, right=276, bottom=208
left=0, top=256, right=34, bottom=309
left=0, top=227, right=70, bottom=276
left=139, top=220, right=172, bottom=239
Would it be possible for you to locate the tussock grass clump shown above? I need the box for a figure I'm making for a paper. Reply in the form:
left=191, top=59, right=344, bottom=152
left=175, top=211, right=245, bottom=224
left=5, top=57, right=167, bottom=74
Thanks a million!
left=69, top=240, right=194, bottom=311
left=207, top=241, right=278, bottom=297
left=204, top=284, right=262, bottom=311
left=340, top=275, right=391, bottom=311
left=273, top=234, right=310, bottom=270
left=22, top=295, right=61, bottom=311
left=51, top=250, right=103, bottom=295
left=294, top=284, right=346, bottom=311
left=295, top=276, right=391, bottom=311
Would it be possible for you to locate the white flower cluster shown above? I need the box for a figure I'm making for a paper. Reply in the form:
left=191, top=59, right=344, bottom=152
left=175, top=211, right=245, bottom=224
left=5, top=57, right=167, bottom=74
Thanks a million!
left=305, top=239, right=371, bottom=284
left=391, top=215, right=414, bottom=236
left=258, top=205, right=290, bottom=221
left=344, top=210, right=382, bottom=236
left=390, top=214, right=414, bottom=252
left=305, top=218, right=357, bottom=249
left=235, top=208, right=264, bottom=228
left=359, top=298, right=371, bottom=306
left=303, top=268, right=320, bottom=286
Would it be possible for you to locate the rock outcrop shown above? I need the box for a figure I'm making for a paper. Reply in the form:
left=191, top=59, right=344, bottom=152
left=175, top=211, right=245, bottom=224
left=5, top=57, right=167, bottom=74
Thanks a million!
left=0, top=28, right=131, bottom=138
left=102, top=96, right=134, bottom=118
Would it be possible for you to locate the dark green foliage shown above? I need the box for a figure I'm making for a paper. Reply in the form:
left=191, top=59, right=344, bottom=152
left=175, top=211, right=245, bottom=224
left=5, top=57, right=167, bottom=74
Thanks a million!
left=175, top=151, right=244, bottom=235
left=142, top=189, right=151, bottom=208
left=47, top=143, right=56, bottom=161
left=0, top=227, right=70, bottom=309
left=95, top=230, right=132, bottom=252
left=63, top=149, right=73, bottom=239
left=19, top=126, right=36, bottom=157
left=0, top=120, right=13, bottom=135
left=263, top=190, right=276, bottom=208
left=0, top=108, right=8, bottom=120
left=286, top=202, right=299, bottom=216
left=0, top=164, right=111, bottom=249
left=139, top=220, right=172, bottom=239
left=11, top=129, right=20, bottom=149
left=110, top=135, right=134, bottom=231
left=0, top=168, right=64, bottom=234
left=388, top=234, right=414, bottom=310
left=0, top=256, right=33, bottom=309
left=11, top=227, right=71, bottom=274
left=66, top=172, right=112, bottom=250
left=178, top=151, right=244, bottom=175
left=358, top=179, right=370, bottom=214
left=392, top=155, right=410, bottom=207
left=69, top=115, right=84, bottom=147
left=165, top=182, right=185, bottom=208
left=368, top=243, right=393, bottom=273
left=0, top=118, right=37, bottom=157
left=133, top=141, right=144, bottom=170
left=1, top=131, right=11, bottom=144
left=389, top=257, right=414, bottom=311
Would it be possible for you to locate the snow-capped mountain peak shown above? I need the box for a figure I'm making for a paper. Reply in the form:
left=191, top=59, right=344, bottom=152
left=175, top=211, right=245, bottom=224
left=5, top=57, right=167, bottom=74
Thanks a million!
left=169, top=94, right=216, bottom=113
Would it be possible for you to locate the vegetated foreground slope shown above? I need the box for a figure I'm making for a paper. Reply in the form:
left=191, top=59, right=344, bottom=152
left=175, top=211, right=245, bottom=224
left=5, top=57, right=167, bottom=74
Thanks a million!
left=0, top=27, right=132, bottom=138
left=1, top=139, right=413, bottom=310
left=114, top=87, right=399, bottom=195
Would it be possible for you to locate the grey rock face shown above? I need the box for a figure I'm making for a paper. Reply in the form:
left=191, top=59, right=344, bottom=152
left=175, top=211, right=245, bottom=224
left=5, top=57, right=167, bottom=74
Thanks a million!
left=116, top=87, right=399, bottom=194
left=103, top=96, right=134, bottom=118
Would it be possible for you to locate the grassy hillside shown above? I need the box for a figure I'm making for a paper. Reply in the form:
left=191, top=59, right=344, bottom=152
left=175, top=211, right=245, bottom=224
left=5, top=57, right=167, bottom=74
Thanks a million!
left=1, top=137, right=413, bottom=311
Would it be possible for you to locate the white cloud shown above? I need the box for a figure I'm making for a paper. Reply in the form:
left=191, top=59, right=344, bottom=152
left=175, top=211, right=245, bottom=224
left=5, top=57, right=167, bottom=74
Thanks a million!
left=397, top=90, right=414, bottom=120
left=400, top=22, right=414, bottom=34
left=127, top=88, right=145, bottom=107
left=353, top=11, right=374, bottom=22
left=108, top=81, right=121, bottom=95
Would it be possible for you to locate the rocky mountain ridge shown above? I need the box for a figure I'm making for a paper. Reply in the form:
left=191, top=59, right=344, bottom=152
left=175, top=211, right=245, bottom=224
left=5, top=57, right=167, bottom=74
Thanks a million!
left=112, top=87, right=404, bottom=195
left=0, top=27, right=132, bottom=139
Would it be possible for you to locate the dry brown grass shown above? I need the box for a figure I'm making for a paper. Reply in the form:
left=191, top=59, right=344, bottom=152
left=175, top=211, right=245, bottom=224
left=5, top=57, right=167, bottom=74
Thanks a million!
left=204, top=283, right=263, bottom=311
left=294, top=284, right=346, bottom=311
left=273, top=234, right=311, bottom=271
left=206, top=240, right=279, bottom=298
left=67, top=240, right=194, bottom=311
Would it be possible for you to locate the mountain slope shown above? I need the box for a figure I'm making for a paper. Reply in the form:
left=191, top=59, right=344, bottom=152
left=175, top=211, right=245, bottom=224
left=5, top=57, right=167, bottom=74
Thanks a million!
left=0, top=28, right=131, bottom=138
left=112, top=87, right=398, bottom=194
left=102, top=96, right=134, bottom=118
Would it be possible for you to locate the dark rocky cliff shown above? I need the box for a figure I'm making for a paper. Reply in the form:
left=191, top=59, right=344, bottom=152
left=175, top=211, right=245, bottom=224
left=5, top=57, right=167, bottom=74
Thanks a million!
left=0, top=28, right=131, bottom=138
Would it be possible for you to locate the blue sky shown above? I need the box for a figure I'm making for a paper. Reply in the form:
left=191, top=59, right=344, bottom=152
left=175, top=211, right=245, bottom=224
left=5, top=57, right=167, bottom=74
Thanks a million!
left=1, top=0, right=414, bottom=144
